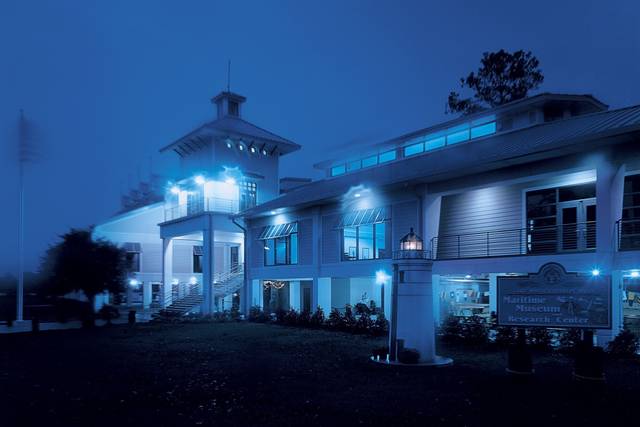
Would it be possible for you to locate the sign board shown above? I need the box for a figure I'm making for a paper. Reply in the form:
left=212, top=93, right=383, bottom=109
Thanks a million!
left=497, top=263, right=611, bottom=329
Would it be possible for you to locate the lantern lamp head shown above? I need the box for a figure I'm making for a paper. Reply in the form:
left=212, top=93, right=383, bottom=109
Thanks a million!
left=400, top=227, right=423, bottom=251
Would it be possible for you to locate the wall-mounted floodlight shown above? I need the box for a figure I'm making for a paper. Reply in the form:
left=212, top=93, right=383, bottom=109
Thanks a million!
left=354, top=193, right=361, bottom=198
left=129, top=279, right=139, bottom=287
left=591, top=269, right=601, bottom=277
left=270, top=210, right=277, bottom=215
left=194, top=175, right=206, bottom=185
left=190, top=276, right=197, bottom=285
left=170, top=186, right=180, bottom=195
left=631, top=270, right=640, bottom=278
left=250, top=146, right=256, bottom=154
left=238, top=144, right=244, bottom=151
left=262, top=148, right=268, bottom=156
left=464, top=275, right=472, bottom=279
left=225, top=178, right=236, bottom=185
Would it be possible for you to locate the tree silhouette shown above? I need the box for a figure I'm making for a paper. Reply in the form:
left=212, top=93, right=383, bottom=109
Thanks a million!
left=40, top=229, right=128, bottom=311
left=448, top=49, right=544, bottom=115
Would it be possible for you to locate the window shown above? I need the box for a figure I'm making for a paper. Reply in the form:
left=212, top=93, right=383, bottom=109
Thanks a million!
left=470, top=122, right=496, bottom=139
left=342, top=223, right=388, bottom=261
left=425, top=136, right=446, bottom=151
left=240, top=181, right=257, bottom=210
left=228, top=100, right=239, bottom=116
left=621, top=174, right=640, bottom=249
left=362, top=155, right=378, bottom=168
left=378, top=150, right=396, bottom=163
left=263, top=226, right=298, bottom=266
left=446, top=129, right=470, bottom=145
left=347, top=160, right=361, bottom=172
left=404, top=141, right=424, bottom=157
left=331, top=164, right=346, bottom=176
left=193, top=246, right=203, bottom=273
left=126, top=252, right=140, bottom=272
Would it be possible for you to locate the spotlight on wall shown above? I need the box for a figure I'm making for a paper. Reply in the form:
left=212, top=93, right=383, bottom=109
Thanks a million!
left=464, top=275, right=472, bottom=279
left=270, top=210, right=277, bottom=215
left=591, top=269, right=601, bottom=277
left=190, top=276, right=197, bottom=285
left=226, top=139, right=232, bottom=148
left=170, top=185, right=180, bottom=195
left=250, top=146, right=256, bottom=154
left=225, top=178, right=236, bottom=185
left=194, top=175, right=206, bottom=185
left=354, top=193, right=361, bottom=198
left=631, top=270, right=640, bottom=278
left=129, top=279, right=139, bottom=287
left=375, top=270, right=391, bottom=285
left=238, top=144, right=244, bottom=151
left=262, top=148, right=268, bottom=156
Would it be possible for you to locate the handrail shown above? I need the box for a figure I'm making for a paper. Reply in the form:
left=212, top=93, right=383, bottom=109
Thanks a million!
left=164, top=196, right=240, bottom=221
left=431, top=221, right=596, bottom=260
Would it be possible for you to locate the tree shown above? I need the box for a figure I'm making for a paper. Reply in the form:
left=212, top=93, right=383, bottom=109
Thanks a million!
left=40, top=229, right=128, bottom=311
left=447, top=49, right=544, bottom=115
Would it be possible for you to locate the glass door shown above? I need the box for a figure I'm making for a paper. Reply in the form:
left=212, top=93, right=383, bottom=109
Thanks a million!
left=558, top=199, right=596, bottom=251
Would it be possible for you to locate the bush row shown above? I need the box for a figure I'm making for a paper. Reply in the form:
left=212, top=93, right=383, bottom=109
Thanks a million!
left=440, top=314, right=639, bottom=358
left=249, top=304, right=389, bottom=336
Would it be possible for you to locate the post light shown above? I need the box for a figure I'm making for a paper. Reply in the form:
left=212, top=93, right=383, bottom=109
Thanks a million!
left=170, top=185, right=180, bottom=195
left=194, top=175, right=206, bottom=185
left=376, top=270, right=391, bottom=285
left=591, top=269, right=601, bottom=277
left=631, top=270, right=640, bottom=278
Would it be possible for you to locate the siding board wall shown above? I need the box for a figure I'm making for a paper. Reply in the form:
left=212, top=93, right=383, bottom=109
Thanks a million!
left=298, top=218, right=313, bottom=265
left=322, top=214, right=340, bottom=264
left=392, top=201, right=418, bottom=251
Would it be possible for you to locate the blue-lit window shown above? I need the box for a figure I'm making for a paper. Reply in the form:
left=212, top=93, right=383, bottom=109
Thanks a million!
left=347, top=160, right=361, bottom=172
left=342, top=223, right=388, bottom=261
left=362, top=155, right=378, bottom=168
left=378, top=150, right=396, bottom=163
left=331, top=164, right=346, bottom=176
left=404, top=142, right=424, bottom=157
left=470, top=121, right=496, bottom=139
left=446, top=129, right=469, bottom=145
left=425, top=136, right=446, bottom=151
left=264, top=232, right=298, bottom=266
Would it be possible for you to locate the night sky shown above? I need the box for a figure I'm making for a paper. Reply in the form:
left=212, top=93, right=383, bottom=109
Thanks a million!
left=1, top=0, right=639, bottom=273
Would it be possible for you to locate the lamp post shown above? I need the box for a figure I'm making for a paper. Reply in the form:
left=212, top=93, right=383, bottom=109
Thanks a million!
left=388, top=228, right=452, bottom=366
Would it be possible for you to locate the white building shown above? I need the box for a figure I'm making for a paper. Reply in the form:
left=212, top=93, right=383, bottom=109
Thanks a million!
left=237, top=93, right=640, bottom=346
left=94, top=90, right=300, bottom=315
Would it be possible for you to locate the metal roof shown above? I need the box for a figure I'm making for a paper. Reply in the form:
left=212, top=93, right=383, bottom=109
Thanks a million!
left=240, top=104, right=640, bottom=219
left=336, top=207, right=388, bottom=229
left=258, top=222, right=298, bottom=240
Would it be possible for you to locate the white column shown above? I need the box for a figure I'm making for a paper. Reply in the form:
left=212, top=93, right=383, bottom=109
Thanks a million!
left=250, top=279, right=263, bottom=309
left=143, top=281, right=152, bottom=309
left=597, top=270, right=623, bottom=346
left=162, top=238, right=174, bottom=308
left=289, top=280, right=301, bottom=311
left=432, top=274, right=441, bottom=326
left=312, top=277, right=332, bottom=314
left=489, top=273, right=498, bottom=314
left=202, top=228, right=215, bottom=314
left=596, top=159, right=625, bottom=269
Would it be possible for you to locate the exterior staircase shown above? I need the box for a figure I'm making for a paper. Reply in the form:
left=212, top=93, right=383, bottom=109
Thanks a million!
left=152, top=264, right=244, bottom=320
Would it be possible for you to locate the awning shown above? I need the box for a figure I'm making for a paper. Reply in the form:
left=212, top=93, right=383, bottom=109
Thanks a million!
left=123, top=242, right=141, bottom=253
left=193, top=246, right=203, bottom=256
left=258, top=222, right=298, bottom=240
left=336, top=207, right=388, bottom=229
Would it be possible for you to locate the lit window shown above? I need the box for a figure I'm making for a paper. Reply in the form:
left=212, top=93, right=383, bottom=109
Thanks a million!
left=342, top=223, right=388, bottom=261
left=347, top=160, right=361, bottom=172
left=378, top=150, right=396, bottom=163
left=446, top=129, right=470, bottom=145
left=470, top=122, right=496, bottom=139
left=404, top=141, right=424, bottom=157
left=425, top=136, right=446, bottom=151
left=263, top=232, right=298, bottom=266
left=362, top=155, right=378, bottom=168
left=331, top=164, right=346, bottom=176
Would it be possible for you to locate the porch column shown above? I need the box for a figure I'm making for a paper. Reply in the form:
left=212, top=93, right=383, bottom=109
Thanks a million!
left=312, top=277, right=332, bottom=314
left=143, top=281, right=152, bottom=309
left=596, top=159, right=625, bottom=268
left=162, top=238, right=174, bottom=308
left=202, top=228, right=215, bottom=314
left=250, top=279, right=263, bottom=310
left=489, top=273, right=498, bottom=314
left=289, top=280, right=301, bottom=311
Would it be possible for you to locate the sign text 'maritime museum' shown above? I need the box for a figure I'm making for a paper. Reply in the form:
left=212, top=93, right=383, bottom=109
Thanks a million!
left=497, top=263, right=611, bottom=329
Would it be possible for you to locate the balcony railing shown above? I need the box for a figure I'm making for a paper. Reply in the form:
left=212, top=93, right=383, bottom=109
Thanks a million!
left=164, top=197, right=239, bottom=222
left=617, top=218, right=640, bottom=251
left=431, top=222, right=596, bottom=260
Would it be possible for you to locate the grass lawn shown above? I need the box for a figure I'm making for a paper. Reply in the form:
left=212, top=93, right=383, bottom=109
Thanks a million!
left=1, top=321, right=639, bottom=426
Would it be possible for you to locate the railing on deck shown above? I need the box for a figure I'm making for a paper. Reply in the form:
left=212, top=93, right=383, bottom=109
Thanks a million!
left=617, top=218, right=640, bottom=251
left=431, top=222, right=596, bottom=260
left=164, top=197, right=239, bottom=221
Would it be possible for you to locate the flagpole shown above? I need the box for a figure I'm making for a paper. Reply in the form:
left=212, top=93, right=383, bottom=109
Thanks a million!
left=17, top=110, right=25, bottom=322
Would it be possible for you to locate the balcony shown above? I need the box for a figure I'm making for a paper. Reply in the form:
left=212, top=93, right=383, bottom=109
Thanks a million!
left=164, top=197, right=239, bottom=222
left=617, top=218, right=640, bottom=251
left=431, top=222, right=596, bottom=260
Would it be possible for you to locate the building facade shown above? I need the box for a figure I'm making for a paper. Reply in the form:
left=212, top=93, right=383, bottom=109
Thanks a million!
left=238, top=93, right=640, bottom=345
left=94, top=90, right=300, bottom=314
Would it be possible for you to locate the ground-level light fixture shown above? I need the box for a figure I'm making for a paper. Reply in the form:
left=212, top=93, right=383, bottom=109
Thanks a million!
left=591, top=269, right=601, bottom=277
left=194, top=175, right=206, bottom=185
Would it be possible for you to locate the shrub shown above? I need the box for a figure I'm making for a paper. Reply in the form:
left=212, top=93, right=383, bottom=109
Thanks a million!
left=283, top=309, right=299, bottom=326
left=494, top=326, right=517, bottom=347
left=343, top=305, right=356, bottom=330
left=97, top=304, right=120, bottom=325
left=274, top=308, right=288, bottom=324
left=369, top=300, right=379, bottom=315
left=249, top=305, right=270, bottom=323
left=461, top=315, right=488, bottom=345
left=354, top=302, right=370, bottom=315
left=370, top=312, right=389, bottom=336
left=558, top=328, right=582, bottom=352
left=298, top=310, right=312, bottom=327
left=441, top=315, right=463, bottom=342
left=527, top=327, right=552, bottom=350
left=607, top=328, right=639, bottom=358
left=310, top=306, right=325, bottom=328
left=326, top=309, right=345, bottom=330
left=398, top=348, right=420, bottom=364
left=230, top=304, right=240, bottom=321
left=354, top=312, right=373, bottom=334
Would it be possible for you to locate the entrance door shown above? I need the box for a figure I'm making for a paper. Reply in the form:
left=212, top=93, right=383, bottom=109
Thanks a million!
left=558, top=199, right=596, bottom=251
left=230, top=246, right=239, bottom=269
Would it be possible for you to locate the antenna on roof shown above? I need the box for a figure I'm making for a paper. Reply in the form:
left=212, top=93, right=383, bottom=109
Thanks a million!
left=227, top=60, right=231, bottom=92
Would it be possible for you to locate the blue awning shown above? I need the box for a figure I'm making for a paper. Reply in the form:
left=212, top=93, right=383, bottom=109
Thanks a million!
left=336, top=207, right=388, bottom=229
left=258, top=222, right=298, bottom=240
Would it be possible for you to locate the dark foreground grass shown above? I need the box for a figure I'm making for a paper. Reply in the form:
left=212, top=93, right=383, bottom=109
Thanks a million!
left=1, top=322, right=639, bottom=426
